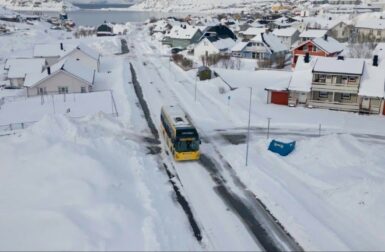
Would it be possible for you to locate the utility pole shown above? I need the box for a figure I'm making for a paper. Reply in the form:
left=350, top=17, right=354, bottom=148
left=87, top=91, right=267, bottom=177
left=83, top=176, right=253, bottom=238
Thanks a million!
left=267, top=117, right=271, bottom=139
left=246, top=87, right=252, bottom=167
left=194, top=74, right=198, bottom=102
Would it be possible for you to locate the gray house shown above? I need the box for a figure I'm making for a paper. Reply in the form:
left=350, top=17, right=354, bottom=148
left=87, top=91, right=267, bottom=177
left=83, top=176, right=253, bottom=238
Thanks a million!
left=163, top=25, right=203, bottom=49
left=231, top=32, right=288, bottom=62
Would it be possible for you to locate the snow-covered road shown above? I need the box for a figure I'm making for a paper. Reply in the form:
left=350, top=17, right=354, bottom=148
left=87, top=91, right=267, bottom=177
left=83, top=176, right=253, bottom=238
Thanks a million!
left=123, top=24, right=303, bottom=251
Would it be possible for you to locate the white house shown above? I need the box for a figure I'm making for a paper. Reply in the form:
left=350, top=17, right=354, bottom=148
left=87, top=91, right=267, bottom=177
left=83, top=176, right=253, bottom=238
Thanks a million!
left=194, top=37, right=236, bottom=58
left=299, top=29, right=328, bottom=42
left=33, top=42, right=101, bottom=71
left=238, top=27, right=267, bottom=40
left=272, top=28, right=300, bottom=49
left=24, top=58, right=95, bottom=97
left=354, top=18, right=385, bottom=42
left=4, top=58, right=46, bottom=88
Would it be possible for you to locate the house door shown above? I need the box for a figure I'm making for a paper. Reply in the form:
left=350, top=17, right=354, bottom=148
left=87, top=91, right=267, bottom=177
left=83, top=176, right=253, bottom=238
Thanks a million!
left=298, top=92, right=307, bottom=104
left=383, top=101, right=385, bottom=115
left=361, top=97, right=370, bottom=110
left=271, top=91, right=289, bottom=105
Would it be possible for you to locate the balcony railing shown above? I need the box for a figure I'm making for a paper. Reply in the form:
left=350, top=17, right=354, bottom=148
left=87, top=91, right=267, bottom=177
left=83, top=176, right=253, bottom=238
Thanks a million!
left=308, top=99, right=360, bottom=111
left=311, top=82, right=359, bottom=93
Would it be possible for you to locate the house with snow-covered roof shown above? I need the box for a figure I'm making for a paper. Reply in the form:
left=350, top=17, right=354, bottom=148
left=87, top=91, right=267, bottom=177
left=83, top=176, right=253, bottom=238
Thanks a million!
left=24, top=58, right=95, bottom=97
left=3, top=58, right=46, bottom=88
left=194, top=37, right=236, bottom=58
left=283, top=55, right=385, bottom=114
left=231, top=32, right=288, bottom=62
left=299, top=29, right=328, bottom=42
left=354, top=18, right=385, bottom=42
left=307, top=56, right=365, bottom=112
left=292, top=34, right=344, bottom=67
left=33, top=42, right=101, bottom=71
left=238, top=27, right=267, bottom=40
left=272, top=27, right=300, bottom=49
left=162, top=24, right=203, bottom=49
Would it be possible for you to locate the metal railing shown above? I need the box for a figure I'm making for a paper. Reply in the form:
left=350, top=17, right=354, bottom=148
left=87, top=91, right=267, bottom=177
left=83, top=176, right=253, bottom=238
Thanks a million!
left=0, top=90, right=119, bottom=134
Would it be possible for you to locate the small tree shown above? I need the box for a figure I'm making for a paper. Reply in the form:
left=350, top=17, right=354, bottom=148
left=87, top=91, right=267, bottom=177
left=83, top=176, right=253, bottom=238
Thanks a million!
left=257, top=58, right=273, bottom=68
left=274, top=54, right=286, bottom=69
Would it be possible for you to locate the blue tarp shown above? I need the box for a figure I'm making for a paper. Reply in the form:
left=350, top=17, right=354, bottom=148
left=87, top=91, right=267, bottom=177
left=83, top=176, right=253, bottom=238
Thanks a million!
left=268, top=140, right=296, bottom=156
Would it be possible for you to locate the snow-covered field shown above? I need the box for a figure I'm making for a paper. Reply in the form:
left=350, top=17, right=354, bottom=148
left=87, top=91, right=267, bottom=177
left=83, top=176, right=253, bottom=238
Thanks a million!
left=0, top=91, right=117, bottom=128
left=221, top=134, right=385, bottom=250
left=0, top=113, right=200, bottom=250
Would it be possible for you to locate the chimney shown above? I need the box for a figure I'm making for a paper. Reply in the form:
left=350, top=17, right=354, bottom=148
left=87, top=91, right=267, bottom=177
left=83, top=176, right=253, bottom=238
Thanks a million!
left=373, top=55, right=379, bottom=66
left=47, top=66, right=51, bottom=75
left=60, top=42, right=63, bottom=50
left=304, top=52, right=310, bottom=63
left=337, top=55, right=344, bottom=60
left=324, top=34, right=328, bottom=41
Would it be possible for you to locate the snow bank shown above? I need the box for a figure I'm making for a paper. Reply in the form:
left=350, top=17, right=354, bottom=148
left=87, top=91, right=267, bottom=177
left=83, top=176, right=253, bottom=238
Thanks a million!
left=219, top=133, right=385, bottom=250
left=0, top=113, right=199, bottom=250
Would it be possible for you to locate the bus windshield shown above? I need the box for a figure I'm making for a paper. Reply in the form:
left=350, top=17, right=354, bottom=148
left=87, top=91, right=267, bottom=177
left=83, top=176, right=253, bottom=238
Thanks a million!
left=175, top=140, right=200, bottom=152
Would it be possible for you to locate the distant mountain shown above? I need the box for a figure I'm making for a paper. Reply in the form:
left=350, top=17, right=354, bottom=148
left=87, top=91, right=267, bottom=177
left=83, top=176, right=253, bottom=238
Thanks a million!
left=68, top=0, right=136, bottom=5
left=130, top=0, right=271, bottom=12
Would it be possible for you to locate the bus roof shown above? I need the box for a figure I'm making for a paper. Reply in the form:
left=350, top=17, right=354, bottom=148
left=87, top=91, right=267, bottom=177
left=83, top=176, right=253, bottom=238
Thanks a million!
left=162, top=104, right=192, bottom=128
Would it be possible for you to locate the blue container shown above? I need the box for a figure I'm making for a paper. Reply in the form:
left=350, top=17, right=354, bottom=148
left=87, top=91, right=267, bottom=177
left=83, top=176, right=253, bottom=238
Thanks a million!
left=268, top=140, right=296, bottom=156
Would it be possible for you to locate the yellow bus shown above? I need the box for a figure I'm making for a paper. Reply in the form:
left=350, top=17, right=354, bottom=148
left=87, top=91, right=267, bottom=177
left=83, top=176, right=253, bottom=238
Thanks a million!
left=160, top=105, right=200, bottom=161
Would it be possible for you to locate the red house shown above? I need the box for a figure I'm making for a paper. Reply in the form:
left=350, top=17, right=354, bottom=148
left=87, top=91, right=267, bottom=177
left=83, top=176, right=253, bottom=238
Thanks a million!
left=292, top=35, right=344, bottom=67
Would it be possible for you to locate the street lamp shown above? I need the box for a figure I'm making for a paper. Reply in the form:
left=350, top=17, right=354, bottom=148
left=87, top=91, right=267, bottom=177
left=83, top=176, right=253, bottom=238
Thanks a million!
left=245, top=87, right=252, bottom=167
left=195, top=74, right=197, bottom=102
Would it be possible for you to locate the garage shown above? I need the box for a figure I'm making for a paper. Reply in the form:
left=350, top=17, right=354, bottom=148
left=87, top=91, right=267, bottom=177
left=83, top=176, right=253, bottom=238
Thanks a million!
left=271, top=91, right=289, bottom=105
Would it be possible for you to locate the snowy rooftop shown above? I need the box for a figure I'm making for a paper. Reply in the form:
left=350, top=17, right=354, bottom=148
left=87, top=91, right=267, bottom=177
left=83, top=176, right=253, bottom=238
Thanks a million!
left=301, top=15, right=349, bottom=29
left=163, top=104, right=191, bottom=127
left=4, top=58, right=45, bottom=79
left=359, top=60, right=385, bottom=98
left=312, top=36, right=344, bottom=54
left=251, top=32, right=288, bottom=52
left=24, top=58, right=95, bottom=87
left=313, top=57, right=365, bottom=75
left=33, top=43, right=77, bottom=58
left=299, top=29, right=328, bottom=39
left=33, top=42, right=100, bottom=61
left=373, top=43, right=385, bottom=61
left=289, top=55, right=316, bottom=92
left=167, top=25, right=200, bottom=40
left=272, top=28, right=298, bottom=37
left=355, top=18, right=385, bottom=29
left=212, top=38, right=236, bottom=51
left=77, top=43, right=100, bottom=60
left=240, top=27, right=266, bottom=36
left=231, top=41, right=248, bottom=52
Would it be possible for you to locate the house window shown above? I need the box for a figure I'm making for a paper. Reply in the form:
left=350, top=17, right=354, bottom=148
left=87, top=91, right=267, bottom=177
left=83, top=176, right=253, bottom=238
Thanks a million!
left=336, top=76, right=342, bottom=84
left=341, top=93, right=351, bottom=100
left=377, top=30, right=381, bottom=36
left=312, top=46, right=317, bottom=52
left=37, top=87, right=47, bottom=95
left=319, top=91, right=329, bottom=98
left=81, top=87, right=86, bottom=93
left=348, top=76, right=357, bottom=83
left=318, top=74, right=326, bottom=83
left=58, top=86, right=69, bottom=94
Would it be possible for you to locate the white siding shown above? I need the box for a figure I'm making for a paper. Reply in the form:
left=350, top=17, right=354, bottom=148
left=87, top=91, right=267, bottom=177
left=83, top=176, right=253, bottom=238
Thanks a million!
left=27, top=71, right=91, bottom=96
left=194, top=39, right=219, bottom=58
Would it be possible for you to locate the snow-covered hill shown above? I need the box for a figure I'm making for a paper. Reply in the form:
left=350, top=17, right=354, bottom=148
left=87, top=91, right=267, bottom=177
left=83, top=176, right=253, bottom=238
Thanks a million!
left=131, top=0, right=273, bottom=13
